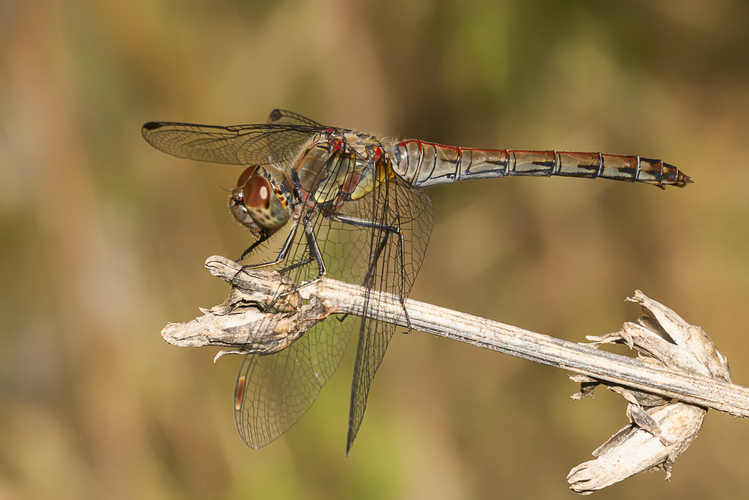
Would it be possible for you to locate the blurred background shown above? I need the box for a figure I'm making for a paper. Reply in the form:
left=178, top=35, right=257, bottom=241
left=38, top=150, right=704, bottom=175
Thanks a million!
left=2, top=0, right=749, bottom=498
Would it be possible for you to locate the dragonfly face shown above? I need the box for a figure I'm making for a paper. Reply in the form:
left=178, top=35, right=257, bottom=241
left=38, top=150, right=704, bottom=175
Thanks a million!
left=229, top=165, right=292, bottom=238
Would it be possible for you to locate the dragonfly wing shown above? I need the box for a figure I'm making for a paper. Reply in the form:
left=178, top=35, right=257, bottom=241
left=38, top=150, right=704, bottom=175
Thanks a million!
left=233, top=156, right=435, bottom=451
left=234, top=312, right=355, bottom=448
left=142, top=121, right=318, bottom=165
left=232, top=176, right=375, bottom=447
left=339, top=176, right=434, bottom=454
left=267, top=109, right=326, bottom=128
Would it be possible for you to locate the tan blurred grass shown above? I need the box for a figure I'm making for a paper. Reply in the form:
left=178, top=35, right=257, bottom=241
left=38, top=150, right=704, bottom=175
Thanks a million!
left=2, top=0, right=749, bottom=498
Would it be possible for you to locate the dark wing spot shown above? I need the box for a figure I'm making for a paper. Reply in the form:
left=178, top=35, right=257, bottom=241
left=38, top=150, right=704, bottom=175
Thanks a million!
left=142, top=122, right=162, bottom=131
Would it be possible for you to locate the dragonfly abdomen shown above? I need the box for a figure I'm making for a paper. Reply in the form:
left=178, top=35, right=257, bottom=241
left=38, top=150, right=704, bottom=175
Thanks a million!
left=391, top=140, right=691, bottom=189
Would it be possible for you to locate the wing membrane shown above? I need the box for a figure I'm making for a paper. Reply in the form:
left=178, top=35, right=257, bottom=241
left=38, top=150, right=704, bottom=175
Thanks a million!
left=235, top=314, right=356, bottom=448
left=341, top=176, right=433, bottom=453
left=232, top=148, right=433, bottom=452
left=141, top=121, right=320, bottom=166
left=234, top=151, right=365, bottom=447
left=144, top=110, right=435, bottom=450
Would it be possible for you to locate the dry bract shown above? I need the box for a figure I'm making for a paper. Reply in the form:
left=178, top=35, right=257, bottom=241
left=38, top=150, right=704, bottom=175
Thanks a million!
left=568, top=291, right=731, bottom=494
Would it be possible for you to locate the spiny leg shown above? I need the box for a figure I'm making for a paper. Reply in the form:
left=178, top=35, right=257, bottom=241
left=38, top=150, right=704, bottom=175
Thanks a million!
left=263, top=212, right=328, bottom=310
left=237, top=212, right=301, bottom=268
left=297, top=212, right=327, bottom=287
left=230, top=213, right=301, bottom=289
left=330, top=213, right=412, bottom=330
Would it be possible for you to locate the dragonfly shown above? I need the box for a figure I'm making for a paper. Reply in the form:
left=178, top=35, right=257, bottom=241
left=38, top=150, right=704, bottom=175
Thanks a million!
left=142, top=109, right=690, bottom=454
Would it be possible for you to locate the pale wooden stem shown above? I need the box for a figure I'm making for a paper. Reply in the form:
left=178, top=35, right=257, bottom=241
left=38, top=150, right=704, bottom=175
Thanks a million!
left=162, top=255, right=749, bottom=419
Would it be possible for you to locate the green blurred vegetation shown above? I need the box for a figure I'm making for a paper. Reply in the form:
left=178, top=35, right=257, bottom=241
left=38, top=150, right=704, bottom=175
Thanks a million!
left=2, top=0, right=749, bottom=498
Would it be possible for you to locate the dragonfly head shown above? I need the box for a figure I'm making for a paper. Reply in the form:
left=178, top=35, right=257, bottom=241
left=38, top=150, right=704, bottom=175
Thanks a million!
left=230, top=165, right=291, bottom=238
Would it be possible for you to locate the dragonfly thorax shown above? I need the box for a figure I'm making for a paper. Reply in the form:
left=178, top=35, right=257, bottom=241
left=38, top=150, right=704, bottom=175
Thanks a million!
left=229, top=165, right=291, bottom=238
left=290, top=130, right=391, bottom=209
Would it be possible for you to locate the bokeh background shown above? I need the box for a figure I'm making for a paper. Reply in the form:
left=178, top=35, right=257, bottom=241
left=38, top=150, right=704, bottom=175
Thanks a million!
left=2, top=0, right=749, bottom=498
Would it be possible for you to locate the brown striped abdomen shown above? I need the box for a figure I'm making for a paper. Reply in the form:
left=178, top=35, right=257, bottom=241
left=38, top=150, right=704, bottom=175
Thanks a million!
left=391, top=139, right=691, bottom=189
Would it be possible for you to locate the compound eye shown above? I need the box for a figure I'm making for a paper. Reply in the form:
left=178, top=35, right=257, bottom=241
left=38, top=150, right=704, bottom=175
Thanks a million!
left=242, top=176, right=271, bottom=209
left=237, top=165, right=259, bottom=188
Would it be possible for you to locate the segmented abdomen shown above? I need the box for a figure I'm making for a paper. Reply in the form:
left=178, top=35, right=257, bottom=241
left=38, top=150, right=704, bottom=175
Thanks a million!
left=391, top=139, right=691, bottom=189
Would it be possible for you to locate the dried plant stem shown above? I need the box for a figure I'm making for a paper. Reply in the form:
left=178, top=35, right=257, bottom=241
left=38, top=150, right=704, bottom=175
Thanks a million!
left=314, top=279, right=747, bottom=417
left=163, top=256, right=749, bottom=419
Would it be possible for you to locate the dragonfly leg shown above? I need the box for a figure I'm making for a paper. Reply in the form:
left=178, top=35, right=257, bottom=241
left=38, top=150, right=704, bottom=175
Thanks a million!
left=263, top=213, right=328, bottom=309
left=231, top=213, right=301, bottom=289
left=236, top=212, right=301, bottom=268
left=236, top=236, right=268, bottom=263
left=330, top=214, right=400, bottom=282
left=330, top=214, right=402, bottom=238
left=298, top=212, right=327, bottom=285
left=329, top=214, right=412, bottom=331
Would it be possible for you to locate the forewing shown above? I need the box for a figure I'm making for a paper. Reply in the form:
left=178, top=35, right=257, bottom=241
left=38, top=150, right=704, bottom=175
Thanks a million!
left=141, top=121, right=318, bottom=165
left=341, top=175, right=433, bottom=454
